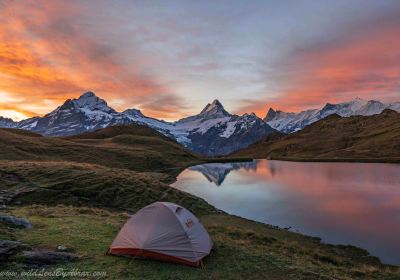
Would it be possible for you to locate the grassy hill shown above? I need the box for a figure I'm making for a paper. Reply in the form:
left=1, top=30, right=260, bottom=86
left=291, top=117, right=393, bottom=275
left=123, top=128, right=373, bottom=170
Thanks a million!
left=233, top=109, right=400, bottom=162
left=0, top=125, right=399, bottom=279
left=0, top=125, right=200, bottom=172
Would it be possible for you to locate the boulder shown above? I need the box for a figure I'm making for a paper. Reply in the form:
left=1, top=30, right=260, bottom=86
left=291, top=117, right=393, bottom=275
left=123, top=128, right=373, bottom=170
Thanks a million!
left=21, top=250, right=78, bottom=265
left=0, top=215, right=32, bottom=229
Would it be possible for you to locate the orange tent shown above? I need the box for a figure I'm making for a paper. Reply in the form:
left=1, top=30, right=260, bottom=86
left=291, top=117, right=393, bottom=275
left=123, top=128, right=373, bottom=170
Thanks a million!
left=108, top=202, right=213, bottom=266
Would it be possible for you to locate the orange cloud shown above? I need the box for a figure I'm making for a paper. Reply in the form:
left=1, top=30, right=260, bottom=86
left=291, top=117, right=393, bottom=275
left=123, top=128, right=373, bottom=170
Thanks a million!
left=274, top=25, right=400, bottom=112
left=276, top=26, right=400, bottom=110
left=236, top=13, right=400, bottom=116
left=0, top=1, right=182, bottom=120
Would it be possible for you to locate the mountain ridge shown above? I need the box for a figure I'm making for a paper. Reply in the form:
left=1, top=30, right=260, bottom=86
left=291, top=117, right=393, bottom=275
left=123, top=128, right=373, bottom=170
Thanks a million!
left=0, top=92, right=275, bottom=156
left=3, top=92, right=400, bottom=155
left=264, top=98, right=400, bottom=133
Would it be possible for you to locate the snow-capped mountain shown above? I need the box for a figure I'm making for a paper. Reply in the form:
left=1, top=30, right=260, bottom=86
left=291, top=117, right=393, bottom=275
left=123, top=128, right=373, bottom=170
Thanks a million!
left=173, top=100, right=276, bottom=155
left=265, top=98, right=400, bottom=133
left=18, top=92, right=133, bottom=136
left=0, top=92, right=276, bottom=156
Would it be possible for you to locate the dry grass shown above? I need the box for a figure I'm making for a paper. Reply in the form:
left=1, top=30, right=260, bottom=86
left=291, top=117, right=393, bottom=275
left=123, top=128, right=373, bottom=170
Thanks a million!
left=0, top=125, right=200, bottom=172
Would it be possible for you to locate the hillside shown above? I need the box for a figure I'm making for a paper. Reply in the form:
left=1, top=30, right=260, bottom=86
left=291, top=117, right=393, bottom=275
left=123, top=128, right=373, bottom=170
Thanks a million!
left=0, top=124, right=199, bottom=172
left=234, top=109, right=400, bottom=162
left=0, top=124, right=212, bottom=215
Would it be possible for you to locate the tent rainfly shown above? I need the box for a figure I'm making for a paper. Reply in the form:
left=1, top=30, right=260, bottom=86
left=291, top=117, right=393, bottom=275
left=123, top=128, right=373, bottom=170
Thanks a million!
left=108, top=202, right=213, bottom=266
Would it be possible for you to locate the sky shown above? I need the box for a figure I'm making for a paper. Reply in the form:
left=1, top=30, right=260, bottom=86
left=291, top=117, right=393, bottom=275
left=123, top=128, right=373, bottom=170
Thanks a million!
left=1, top=0, right=400, bottom=121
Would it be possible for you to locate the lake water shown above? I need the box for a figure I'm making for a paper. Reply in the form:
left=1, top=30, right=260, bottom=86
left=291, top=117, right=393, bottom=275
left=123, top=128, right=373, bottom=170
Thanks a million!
left=171, top=160, right=400, bottom=265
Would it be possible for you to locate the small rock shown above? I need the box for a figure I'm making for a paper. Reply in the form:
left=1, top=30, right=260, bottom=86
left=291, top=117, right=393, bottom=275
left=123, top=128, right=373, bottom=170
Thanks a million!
left=56, top=245, right=68, bottom=252
left=22, top=250, right=78, bottom=265
left=0, top=215, right=32, bottom=229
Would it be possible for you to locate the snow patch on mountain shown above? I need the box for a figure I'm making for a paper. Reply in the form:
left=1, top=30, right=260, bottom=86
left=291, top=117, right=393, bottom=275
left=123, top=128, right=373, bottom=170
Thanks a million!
left=220, top=121, right=237, bottom=138
left=265, top=98, right=400, bottom=133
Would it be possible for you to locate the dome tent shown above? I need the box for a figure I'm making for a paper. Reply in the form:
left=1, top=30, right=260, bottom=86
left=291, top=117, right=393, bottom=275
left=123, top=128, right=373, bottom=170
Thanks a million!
left=108, top=202, right=213, bottom=266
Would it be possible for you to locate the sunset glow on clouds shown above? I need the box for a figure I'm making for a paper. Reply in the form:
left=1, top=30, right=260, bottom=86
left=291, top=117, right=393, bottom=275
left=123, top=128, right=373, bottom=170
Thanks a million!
left=1, top=0, right=400, bottom=120
left=263, top=12, right=400, bottom=113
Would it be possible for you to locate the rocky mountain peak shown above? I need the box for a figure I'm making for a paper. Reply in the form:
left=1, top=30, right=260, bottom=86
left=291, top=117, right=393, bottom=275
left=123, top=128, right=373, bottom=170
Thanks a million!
left=79, top=91, right=96, bottom=98
left=264, top=108, right=277, bottom=122
left=321, top=103, right=335, bottom=112
left=199, top=99, right=230, bottom=117
left=123, top=108, right=144, bottom=119
left=211, top=99, right=223, bottom=107
left=0, top=116, right=17, bottom=128
left=73, top=91, right=114, bottom=113
left=0, top=116, right=15, bottom=122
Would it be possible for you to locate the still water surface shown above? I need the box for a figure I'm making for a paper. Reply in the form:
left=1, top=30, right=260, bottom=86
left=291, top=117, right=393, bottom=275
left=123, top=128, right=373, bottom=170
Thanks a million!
left=171, top=160, right=400, bottom=265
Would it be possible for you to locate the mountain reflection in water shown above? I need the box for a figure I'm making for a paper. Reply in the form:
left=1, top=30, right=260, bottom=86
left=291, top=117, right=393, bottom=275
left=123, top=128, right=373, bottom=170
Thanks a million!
left=172, top=159, right=400, bottom=265
left=188, top=161, right=257, bottom=186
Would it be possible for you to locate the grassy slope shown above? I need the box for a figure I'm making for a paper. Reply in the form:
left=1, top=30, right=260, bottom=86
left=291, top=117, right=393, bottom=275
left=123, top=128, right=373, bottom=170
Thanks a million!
left=0, top=125, right=399, bottom=279
left=0, top=125, right=200, bottom=172
left=4, top=205, right=399, bottom=280
left=233, top=109, right=400, bottom=162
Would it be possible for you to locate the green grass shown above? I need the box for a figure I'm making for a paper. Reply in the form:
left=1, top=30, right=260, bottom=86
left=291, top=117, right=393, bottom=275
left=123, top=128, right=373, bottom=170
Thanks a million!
left=1, top=205, right=398, bottom=280
left=0, top=161, right=215, bottom=216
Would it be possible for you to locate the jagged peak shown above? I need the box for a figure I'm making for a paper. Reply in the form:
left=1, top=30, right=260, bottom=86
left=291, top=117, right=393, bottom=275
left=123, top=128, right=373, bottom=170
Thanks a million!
left=79, top=91, right=96, bottom=99
left=365, top=99, right=383, bottom=104
left=0, top=116, right=15, bottom=122
left=199, top=99, right=229, bottom=116
left=123, top=108, right=144, bottom=118
left=242, top=112, right=257, bottom=118
left=72, top=91, right=114, bottom=113
left=211, top=99, right=223, bottom=107
left=264, top=107, right=277, bottom=122
left=75, top=91, right=103, bottom=104
left=321, top=102, right=337, bottom=112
